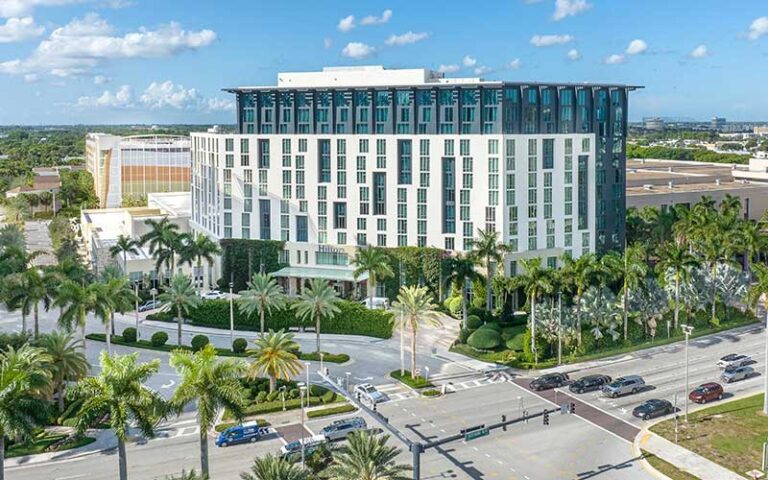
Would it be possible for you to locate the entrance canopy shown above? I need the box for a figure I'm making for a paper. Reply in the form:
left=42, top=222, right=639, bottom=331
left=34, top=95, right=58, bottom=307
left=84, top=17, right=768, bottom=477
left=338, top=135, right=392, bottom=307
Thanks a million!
left=272, top=266, right=368, bottom=283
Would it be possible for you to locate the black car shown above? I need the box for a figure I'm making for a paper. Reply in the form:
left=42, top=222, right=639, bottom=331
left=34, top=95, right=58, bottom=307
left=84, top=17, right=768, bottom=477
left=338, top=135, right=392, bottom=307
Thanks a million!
left=529, top=373, right=569, bottom=391
left=569, top=375, right=612, bottom=394
left=632, top=399, right=674, bottom=420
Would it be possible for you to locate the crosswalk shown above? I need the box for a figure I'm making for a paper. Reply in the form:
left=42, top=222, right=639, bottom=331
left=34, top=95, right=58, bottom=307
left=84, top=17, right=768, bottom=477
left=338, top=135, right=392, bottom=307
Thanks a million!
left=377, top=373, right=511, bottom=404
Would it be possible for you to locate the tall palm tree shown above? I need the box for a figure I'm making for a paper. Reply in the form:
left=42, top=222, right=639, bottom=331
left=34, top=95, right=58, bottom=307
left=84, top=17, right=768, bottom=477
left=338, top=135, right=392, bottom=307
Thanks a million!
left=699, top=235, right=732, bottom=325
left=443, top=254, right=481, bottom=328
left=54, top=280, right=102, bottom=350
left=612, top=245, right=648, bottom=341
left=247, top=330, right=303, bottom=393
left=98, top=274, right=138, bottom=354
left=292, top=278, right=340, bottom=353
left=515, top=258, right=554, bottom=364
left=35, top=331, right=88, bottom=412
left=179, top=233, right=222, bottom=291
left=109, top=235, right=140, bottom=274
left=4, top=266, right=54, bottom=338
left=469, top=229, right=507, bottom=312
left=141, top=217, right=181, bottom=283
left=740, top=221, right=764, bottom=273
left=390, top=286, right=442, bottom=380
left=325, top=431, right=411, bottom=480
left=747, top=263, right=768, bottom=415
left=656, top=242, right=699, bottom=330
left=240, top=454, right=311, bottom=480
left=238, top=273, right=287, bottom=336
left=560, top=253, right=601, bottom=345
left=0, top=345, right=52, bottom=480
left=170, top=344, right=246, bottom=477
left=158, top=273, right=201, bottom=346
left=69, top=352, right=164, bottom=480
left=352, top=247, right=394, bottom=307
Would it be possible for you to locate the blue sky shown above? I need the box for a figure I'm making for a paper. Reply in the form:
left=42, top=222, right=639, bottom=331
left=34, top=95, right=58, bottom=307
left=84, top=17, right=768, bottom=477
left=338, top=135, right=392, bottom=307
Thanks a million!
left=1, top=0, right=768, bottom=125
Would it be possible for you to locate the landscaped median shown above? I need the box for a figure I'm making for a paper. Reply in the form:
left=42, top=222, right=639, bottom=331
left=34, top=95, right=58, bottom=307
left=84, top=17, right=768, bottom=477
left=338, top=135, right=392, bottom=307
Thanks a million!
left=641, top=451, right=701, bottom=480
left=389, top=370, right=435, bottom=389
left=85, top=333, right=350, bottom=364
left=6, top=430, right=96, bottom=459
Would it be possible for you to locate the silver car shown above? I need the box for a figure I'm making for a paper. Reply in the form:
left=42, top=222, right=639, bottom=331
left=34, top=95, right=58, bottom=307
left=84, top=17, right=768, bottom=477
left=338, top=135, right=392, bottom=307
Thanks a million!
left=353, top=383, right=385, bottom=404
left=602, top=375, right=645, bottom=398
left=320, top=417, right=367, bottom=441
left=721, top=366, right=753, bottom=383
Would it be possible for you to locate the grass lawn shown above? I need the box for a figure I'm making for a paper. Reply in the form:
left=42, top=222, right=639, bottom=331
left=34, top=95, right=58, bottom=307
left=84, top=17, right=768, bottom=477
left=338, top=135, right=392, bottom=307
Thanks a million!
left=6, top=433, right=95, bottom=458
left=390, top=370, right=435, bottom=389
left=650, top=394, right=768, bottom=476
left=641, top=451, right=701, bottom=480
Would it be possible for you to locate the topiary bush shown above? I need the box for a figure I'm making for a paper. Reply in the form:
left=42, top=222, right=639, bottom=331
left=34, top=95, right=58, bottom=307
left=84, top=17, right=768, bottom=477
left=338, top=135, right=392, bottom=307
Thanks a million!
left=122, top=327, right=137, bottom=343
left=467, top=328, right=502, bottom=351
left=190, top=334, right=210, bottom=352
left=458, top=328, right=473, bottom=344
left=232, top=338, right=248, bottom=354
left=446, top=296, right=463, bottom=316
left=466, top=315, right=483, bottom=330
left=150, top=331, right=168, bottom=347
left=481, top=322, right=502, bottom=332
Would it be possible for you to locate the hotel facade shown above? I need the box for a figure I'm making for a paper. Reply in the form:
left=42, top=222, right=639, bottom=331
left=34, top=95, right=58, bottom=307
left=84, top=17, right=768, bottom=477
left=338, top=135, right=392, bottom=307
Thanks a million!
left=191, top=66, right=638, bottom=294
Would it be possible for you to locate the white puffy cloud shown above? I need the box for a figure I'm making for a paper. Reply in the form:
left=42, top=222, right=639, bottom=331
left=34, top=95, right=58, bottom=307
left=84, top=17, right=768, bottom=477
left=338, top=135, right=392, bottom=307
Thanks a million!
left=604, top=54, right=625, bottom=65
left=530, top=34, right=574, bottom=47
left=76, top=80, right=233, bottom=112
left=474, top=65, right=492, bottom=75
left=323, top=37, right=332, bottom=49
left=140, top=80, right=199, bottom=109
left=0, top=0, right=80, bottom=18
left=205, top=97, right=234, bottom=112
left=337, top=15, right=355, bottom=33
left=0, top=16, right=44, bottom=43
left=747, top=17, right=768, bottom=40
left=341, top=42, right=375, bottom=59
left=23, top=73, right=38, bottom=83
left=93, top=74, right=108, bottom=84
left=462, top=55, right=476, bottom=67
left=553, top=0, right=592, bottom=21
left=690, top=44, right=709, bottom=58
left=0, top=13, right=216, bottom=77
left=508, top=59, right=521, bottom=69
left=625, top=39, right=647, bottom=55
left=77, top=84, right=134, bottom=108
left=567, top=48, right=581, bottom=60
left=384, top=31, right=428, bottom=46
left=437, top=64, right=459, bottom=73
left=360, top=9, right=392, bottom=26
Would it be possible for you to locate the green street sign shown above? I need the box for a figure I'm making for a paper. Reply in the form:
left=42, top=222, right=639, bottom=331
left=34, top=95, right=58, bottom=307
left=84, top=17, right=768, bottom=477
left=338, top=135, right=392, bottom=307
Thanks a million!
left=464, top=428, right=489, bottom=441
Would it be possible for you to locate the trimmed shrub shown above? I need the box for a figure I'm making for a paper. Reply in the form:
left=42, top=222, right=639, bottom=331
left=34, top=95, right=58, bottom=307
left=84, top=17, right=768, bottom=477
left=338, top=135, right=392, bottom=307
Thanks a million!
left=506, top=336, right=525, bottom=351
left=467, top=328, right=502, bottom=351
left=122, top=327, right=137, bottom=343
left=288, top=388, right=300, bottom=399
left=254, top=391, right=267, bottom=403
left=190, top=334, right=209, bottom=352
left=421, top=389, right=442, bottom=397
left=232, top=338, right=248, bottom=354
left=466, top=315, right=483, bottom=330
left=446, top=296, right=463, bottom=316
left=481, top=322, right=502, bottom=332
left=306, top=404, right=356, bottom=419
left=150, top=331, right=168, bottom=347
left=266, top=392, right=279, bottom=402
left=458, top=328, right=473, bottom=344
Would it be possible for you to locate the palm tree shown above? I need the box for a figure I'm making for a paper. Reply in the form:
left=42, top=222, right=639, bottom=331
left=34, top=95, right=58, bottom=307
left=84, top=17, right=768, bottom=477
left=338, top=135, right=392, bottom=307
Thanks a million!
left=179, top=233, right=221, bottom=291
left=98, top=274, right=138, bottom=354
left=35, top=331, right=88, bottom=412
left=292, top=278, right=340, bottom=353
left=4, top=266, right=54, bottom=338
left=700, top=236, right=732, bottom=325
left=54, top=280, right=102, bottom=349
left=0, top=345, right=52, bottom=480
left=141, top=217, right=181, bottom=283
left=515, top=258, right=554, bottom=364
left=390, top=286, right=442, bottom=380
left=656, top=242, right=699, bottom=330
left=247, top=330, right=303, bottom=393
left=69, top=352, right=164, bottom=480
left=170, top=344, right=247, bottom=477
left=747, top=263, right=768, bottom=414
left=740, top=221, right=764, bottom=273
left=560, top=253, right=601, bottom=345
left=443, top=254, right=481, bottom=328
left=240, top=454, right=311, bottom=480
left=352, top=247, right=394, bottom=307
left=469, top=229, right=506, bottom=312
left=325, top=431, right=411, bottom=480
left=109, top=235, right=140, bottom=275
left=238, top=273, right=287, bottom=336
left=158, top=273, right=201, bottom=346
left=614, top=245, right=648, bottom=341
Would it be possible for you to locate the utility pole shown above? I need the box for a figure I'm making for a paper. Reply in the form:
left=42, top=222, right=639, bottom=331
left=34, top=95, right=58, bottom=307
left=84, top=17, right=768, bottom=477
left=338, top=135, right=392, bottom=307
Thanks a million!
left=557, top=293, right=562, bottom=365
left=682, top=324, right=694, bottom=422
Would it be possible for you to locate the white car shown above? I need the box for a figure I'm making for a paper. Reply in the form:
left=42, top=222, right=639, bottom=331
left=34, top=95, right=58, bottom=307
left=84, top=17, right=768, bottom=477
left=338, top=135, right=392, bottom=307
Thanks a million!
left=717, top=354, right=751, bottom=369
left=353, top=383, right=385, bottom=404
left=201, top=290, right=227, bottom=300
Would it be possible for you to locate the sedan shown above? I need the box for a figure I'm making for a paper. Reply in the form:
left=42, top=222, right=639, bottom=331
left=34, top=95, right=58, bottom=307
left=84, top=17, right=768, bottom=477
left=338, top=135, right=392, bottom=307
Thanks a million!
left=721, top=366, right=754, bottom=383
left=717, top=354, right=751, bottom=369
left=569, top=374, right=612, bottom=394
left=632, top=399, right=674, bottom=420
left=201, top=290, right=227, bottom=300
left=138, top=300, right=161, bottom=312
left=689, top=383, right=724, bottom=404
left=529, top=373, right=569, bottom=391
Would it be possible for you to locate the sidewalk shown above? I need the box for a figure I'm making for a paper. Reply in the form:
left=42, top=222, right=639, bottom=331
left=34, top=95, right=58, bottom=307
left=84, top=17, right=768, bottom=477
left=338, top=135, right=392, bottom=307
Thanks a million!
left=635, top=430, right=747, bottom=480
left=5, top=429, right=116, bottom=468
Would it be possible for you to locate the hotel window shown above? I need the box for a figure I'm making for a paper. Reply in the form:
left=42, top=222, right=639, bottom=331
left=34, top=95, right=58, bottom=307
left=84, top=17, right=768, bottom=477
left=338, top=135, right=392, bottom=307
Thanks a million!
left=225, top=139, right=234, bottom=151
left=505, top=139, right=516, bottom=170
left=296, top=216, right=308, bottom=242
left=377, top=234, right=386, bottom=247
left=376, top=139, right=386, bottom=168
left=524, top=88, right=538, bottom=134
left=359, top=139, right=369, bottom=153
left=258, top=139, right=270, bottom=168
left=397, top=140, right=412, bottom=184
left=318, top=139, right=331, bottom=183
left=298, top=139, right=307, bottom=152
left=543, top=139, right=554, bottom=169
left=225, top=154, right=234, bottom=168
left=445, top=237, right=455, bottom=251
left=356, top=156, right=366, bottom=183
left=241, top=213, right=251, bottom=239
left=359, top=186, right=369, bottom=215
left=373, top=172, right=386, bottom=215
left=333, top=202, right=347, bottom=229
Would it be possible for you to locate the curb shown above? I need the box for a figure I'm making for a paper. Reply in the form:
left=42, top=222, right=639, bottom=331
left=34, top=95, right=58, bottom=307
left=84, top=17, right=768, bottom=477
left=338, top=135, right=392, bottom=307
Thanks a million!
left=5, top=429, right=116, bottom=470
left=632, top=428, right=675, bottom=480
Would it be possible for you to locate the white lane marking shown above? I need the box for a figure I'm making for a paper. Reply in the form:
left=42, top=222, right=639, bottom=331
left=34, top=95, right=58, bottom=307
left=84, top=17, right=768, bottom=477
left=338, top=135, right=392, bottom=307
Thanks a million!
left=161, top=380, right=175, bottom=389
left=55, top=476, right=86, bottom=480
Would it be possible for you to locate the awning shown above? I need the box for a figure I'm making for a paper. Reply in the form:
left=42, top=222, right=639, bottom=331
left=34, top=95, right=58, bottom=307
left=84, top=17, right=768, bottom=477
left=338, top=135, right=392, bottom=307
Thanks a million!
left=272, top=266, right=368, bottom=283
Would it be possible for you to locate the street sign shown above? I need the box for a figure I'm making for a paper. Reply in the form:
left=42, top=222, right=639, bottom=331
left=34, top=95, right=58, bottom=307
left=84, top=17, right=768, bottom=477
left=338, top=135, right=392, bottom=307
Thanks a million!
left=464, top=427, right=489, bottom=441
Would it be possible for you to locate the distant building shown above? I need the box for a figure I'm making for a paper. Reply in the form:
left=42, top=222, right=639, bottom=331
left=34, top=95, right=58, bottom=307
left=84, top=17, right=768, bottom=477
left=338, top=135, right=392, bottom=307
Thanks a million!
left=753, top=126, right=768, bottom=136
left=85, top=133, right=191, bottom=208
left=643, top=117, right=665, bottom=131
left=710, top=117, right=727, bottom=131
left=4, top=165, right=82, bottom=213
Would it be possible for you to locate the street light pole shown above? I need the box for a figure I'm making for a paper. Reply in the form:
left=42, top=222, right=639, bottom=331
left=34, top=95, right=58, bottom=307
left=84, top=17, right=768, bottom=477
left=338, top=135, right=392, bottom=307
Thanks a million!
left=763, top=303, right=768, bottom=415
left=280, top=386, right=287, bottom=411
left=557, top=293, right=562, bottom=366
left=134, top=282, right=140, bottom=340
left=228, top=281, right=234, bottom=347
left=682, top=324, right=694, bottom=423
left=319, top=352, right=325, bottom=374
left=345, top=372, right=351, bottom=392
left=300, top=385, right=306, bottom=467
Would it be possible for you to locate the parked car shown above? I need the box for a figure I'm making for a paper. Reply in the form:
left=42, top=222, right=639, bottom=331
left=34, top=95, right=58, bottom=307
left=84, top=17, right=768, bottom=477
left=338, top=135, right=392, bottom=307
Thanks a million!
left=353, top=383, right=385, bottom=404
left=215, top=422, right=270, bottom=447
left=721, top=366, right=754, bottom=383
left=201, top=290, right=227, bottom=300
left=280, top=435, right=327, bottom=461
left=689, top=383, right=724, bottom=404
left=320, top=417, right=367, bottom=441
left=138, top=300, right=161, bottom=312
left=529, top=373, right=569, bottom=391
left=717, top=354, right=751, bottom=369
left=632, top=399, right=674, bottom=420
left=361, top=297, right=390, bottom=309
left=569, top=375, right=612, bottom=394
left=602, top=376, right=645, bottom=398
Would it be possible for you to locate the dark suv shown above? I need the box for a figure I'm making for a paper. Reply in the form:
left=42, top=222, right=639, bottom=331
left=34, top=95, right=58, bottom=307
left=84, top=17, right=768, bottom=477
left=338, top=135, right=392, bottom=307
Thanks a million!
left=569, top=375, right=612, bottom=394
left=529, top=373, right=569, bottom=391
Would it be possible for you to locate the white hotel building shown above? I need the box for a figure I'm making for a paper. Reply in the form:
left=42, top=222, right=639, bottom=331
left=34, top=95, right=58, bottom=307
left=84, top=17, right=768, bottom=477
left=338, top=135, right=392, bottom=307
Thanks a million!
left=191, top=66, right=639, bottom=294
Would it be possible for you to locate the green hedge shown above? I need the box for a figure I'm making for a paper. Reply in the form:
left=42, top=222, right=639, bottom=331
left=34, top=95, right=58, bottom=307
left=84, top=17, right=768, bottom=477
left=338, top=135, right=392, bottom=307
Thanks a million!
left=390, top=370, right=434, bottom=389
left=236, top=389, right=339, bottom=417
left=148, top=299, right=393, bottom=339
left=306, top=404, right=357, bottom=419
